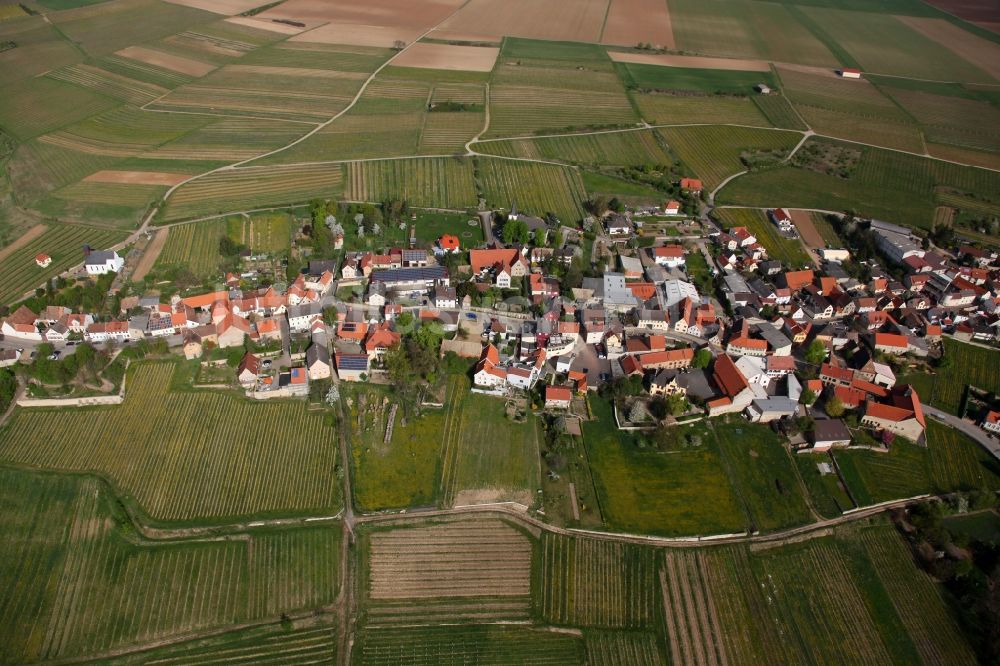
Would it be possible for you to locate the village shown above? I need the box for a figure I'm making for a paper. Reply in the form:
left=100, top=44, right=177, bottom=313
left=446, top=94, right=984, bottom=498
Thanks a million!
left=2, top=194, right=1000, bottom=451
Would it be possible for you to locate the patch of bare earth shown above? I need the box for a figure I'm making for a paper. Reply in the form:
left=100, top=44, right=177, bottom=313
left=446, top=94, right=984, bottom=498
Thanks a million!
left=609, top=51, right=769, bottom=71
left=392, top=42, right=499, bottom=72
left=83, top=171, right=189, bottom=186
left=602, top=0, right=675, bottom=50
left=223, top=16, right=309, bottom=34
left=790, top=209, right=824, bottom=248
left=116, top=46, right=216, bottom=77
left=927, top=142, right=1000, bottom=170
left=436, top=0, right=609, bottom=43
left=453, top=488, right=533, bottom=507
left=131, top=229, right=169, bottom=282
left=0, top=224, right=47, bottom=263
left=162, top=0, right=270, bottom=15
left=923, top=0, right=1000, bottom=31
left=895, top=16, right=1000, bottom=79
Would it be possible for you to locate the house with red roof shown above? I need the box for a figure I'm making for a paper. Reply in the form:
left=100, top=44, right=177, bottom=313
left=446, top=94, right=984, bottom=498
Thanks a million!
left=639, top=347, right=694, bottom=370
left=679, top=178, right=702, bottom=193
left=782, top=270, right=814, bottom=291
left=0, top=305, right=42, bottom=341
left=982, top=410, right=1000, bottom=436
left=872, top=332, right=910, bottom=355
left=545, top=385, right=573, bottom=409
left=473, top=344, right=506, bottom=388
left=363, top=322, right=400, bottom=359
left=861, top=385, right=925, bottom=442
left=663, top=200, right=681, bottom=215
left=35, top=253, right=51, bottom=268
left=438, top=234, right=460, bottom=253
left=708, top=354, right=753, bottom=416
left=653, top=245, right=686, bottom=268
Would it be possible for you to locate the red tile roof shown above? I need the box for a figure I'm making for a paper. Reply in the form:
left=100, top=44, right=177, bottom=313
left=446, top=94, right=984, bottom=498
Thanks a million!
left=713, top=354, right=749, bottom=398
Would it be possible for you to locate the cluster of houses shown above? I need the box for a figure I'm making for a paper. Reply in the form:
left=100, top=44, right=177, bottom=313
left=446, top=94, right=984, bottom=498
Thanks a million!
left=4, top=202, right=1000, bottom=445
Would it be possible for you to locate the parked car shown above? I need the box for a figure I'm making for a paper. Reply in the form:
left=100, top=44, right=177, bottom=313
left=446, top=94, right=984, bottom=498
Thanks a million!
left=262, top=359, right=273, bottom=369
left=48, top=351, right=61, bottom=361
left=465, top=312, right=477, bottom=320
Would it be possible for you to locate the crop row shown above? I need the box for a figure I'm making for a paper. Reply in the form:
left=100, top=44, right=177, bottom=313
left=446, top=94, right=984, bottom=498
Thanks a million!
left=660, top=551, right=727, bottom=666
left=0, top=363, right=340, bottom=521
left=540, top=534, right=657, bottom=628
left=478, top=129, right=672, bottom=167
left=0, top=224, right=126, bottom=305
left=659, top=125, right=800, bottom=190
left=164, top=164, right=344, bottom=221
left=157, top=219, right=225, bottom=277
left=636, top=94, right=770, bottom=127
left=585, top=630, right=664, bottom=666
left=477, top=158, right=587, bottom=224
left=47, top=63, right=167, bottom=106
left=345, top=158, right=477, bottom=209
left=488, top=84, right=637, bottom=137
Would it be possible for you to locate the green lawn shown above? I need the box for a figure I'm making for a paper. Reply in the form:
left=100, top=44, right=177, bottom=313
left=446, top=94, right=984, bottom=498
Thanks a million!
left=943, top=511, right=1000, bottom=545
left=580, top=170, right=666, bottom=201
left=582, top=398, right=744, bottom=536
left=713, top=207, right=811, bottom=268
left=616, top=62, right=775, bottom=95
left=926, top=420, right=1000, bottom=492
left=349, top=384, right=446, bottom=511
left=713, top=420, right=814, bottom=532
left=795, top=452, right=855, bottom=518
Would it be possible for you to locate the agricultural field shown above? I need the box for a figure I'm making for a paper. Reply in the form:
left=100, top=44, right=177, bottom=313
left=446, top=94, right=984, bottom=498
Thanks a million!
left=833, top=441, right=932, bottom=506
left=155, top=218, right=226, bottom=277
left=659, top=549, right=732, bottom=666
left=801, top=7, right=995, bottom=82
left=0, top=466, right=340, bottom=664
left=859, top=527, right=976, bottom=665
left=418, top=81, right=487, bottom=154
left=0, top=224, right=127, bottom=305
left=616, top=62, right=775, bottom=95
left=101, top=622, right=337, bottom=665
left=658, top=125, right=799, bottom=191
left=161, top=163, right=344, bottom=221
left=582, top=398, right=744, bottom=536
left=485, top=38, right=638, bottom=138
left=0, top=363, right=341, bottom=523
left=439, top=378, right=541, bottom=507
left=344, top=158, right=477, bottom=209
left=926, top=420, right=1000, bottom=492
left=712, top=207, right=811, bottom=268
left=475, top=129, right=674, bottom=167
left=752, top=94, right=809, bottom=131
left=901, top=337, right=1000, bottom=414
left=584, top=630, right=665, bottom=666
left=540, top=534, right=658, bottom=628
left=719, top=138, right=1000, bottom=229
left=354, top=624, right=585, bottom=665
left=712, top=420, right=814, bottom=532
left=634, top=93, right=772, bottom=127
left=794, top=452, right=855, bottom=518
left=143, top=116, right=306, bottom=163
left=0, top=77, right=120, bottom=141
left=226, top=211, right=292, bottom=254
left=363, top=519, right=533, bottom=625
left=883, top=87, right=1000, bottom=154
left=477, top=158, right=588, bottom=224
left=40, top=181, right=166, bottom=227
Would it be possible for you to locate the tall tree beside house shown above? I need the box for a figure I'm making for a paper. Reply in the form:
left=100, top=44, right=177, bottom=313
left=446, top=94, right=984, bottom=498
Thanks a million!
left=0, top=368, right=16, bottom=413
left=805, top=339, right=827, bottom=365
left=502, top=218, right=529, bottom=245
left=825, top=396, right=846, bottom=418
left=692, top=348, right=712, bottom=369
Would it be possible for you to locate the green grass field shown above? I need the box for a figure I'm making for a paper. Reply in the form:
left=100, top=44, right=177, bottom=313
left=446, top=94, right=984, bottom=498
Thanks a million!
left=0, top=466, right=340, bottom=663
left=926, top=420, right=1000, bottom=492
left=713, top=207, right=812, bottom=268
left=226, top=211, right=292, bottom=254
left=720, top=138, right=1000, bottom=229
left=348, top=385, right=445, bottom=512
left=582, top=398, right=744, bottom=536
left=617, top=62, right=776, bottom=94
left=0, top=224, right=127, bottom=305
left=0, top=363, right=341, bottom=523
left=712, top=420, right=814, bottom=532
left=439, top=378, right=541, bottom=507
left=635, top=93, right=772, bottom=127
left=795, top=451, right=855, bottom=518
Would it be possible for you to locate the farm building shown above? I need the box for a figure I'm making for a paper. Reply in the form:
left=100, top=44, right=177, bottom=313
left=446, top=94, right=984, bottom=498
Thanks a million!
left=770, top=208, right=793, bottom=232
left=755, top=84, right=772, bottom=94
left=811, top=419, right=852, bottom=450
left=34, top=253, right=51, bottom=268
left=277, top=367, right=309, bottom=396
left=679, top=178, right=703, bottom=193
left=839, top=68, right=862, bottom=79
left=237, top=353, right=261, bottom=387
left=653, top=245, right=686, bottom=268
left=982, top=411, right=1000, bottom=435
left=664, top=200, right=681, bottom=215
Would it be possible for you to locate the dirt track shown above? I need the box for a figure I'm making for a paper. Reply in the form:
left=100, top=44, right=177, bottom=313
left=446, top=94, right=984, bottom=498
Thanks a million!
left=131, top=229, right=169, bottom=282
left=84, top=171, right=189, bottom=186
left=790, top=209, right=824, bottom=248
left=0, top=224, right=46, bottom=263
left=609, top=51, right=769, bottom=72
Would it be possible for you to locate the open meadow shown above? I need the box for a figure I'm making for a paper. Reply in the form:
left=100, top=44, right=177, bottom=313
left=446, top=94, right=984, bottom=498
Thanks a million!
left=0, top=363, right=341, bottom=523
left=901, top=338, right=1000, bottom=414
left=582, top=398, right=744, bottom=536
left=712, top=207, right=811, bottom=268
left=0, top=466, right=340, bottom=664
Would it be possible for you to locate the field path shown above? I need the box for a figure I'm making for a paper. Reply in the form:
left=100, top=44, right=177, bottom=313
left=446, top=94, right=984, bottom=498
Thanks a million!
left=130, top=228, right=168, bottom=282
left=0, top=224, right=47, bottom=263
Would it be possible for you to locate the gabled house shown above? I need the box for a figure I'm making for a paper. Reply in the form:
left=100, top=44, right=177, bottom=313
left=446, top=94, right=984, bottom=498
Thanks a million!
left=473, top=344, right=507, bottom=388
left=306, top=343, right=331, bottom=380
left=237, top=352, right=261, bottom=387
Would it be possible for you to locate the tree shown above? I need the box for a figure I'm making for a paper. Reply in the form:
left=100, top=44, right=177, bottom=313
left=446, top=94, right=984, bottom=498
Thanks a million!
left=502, top=218, right=529, bottom=245
left=692, top=348, right=712, bottom=369
left=384, top=346, right=411, bottom=389
left=585, top=196, right=609, bottom=218
left=805, top=339, right=827, bottom=365
left=825, top=396, right=846, bottom=418
left=552, top=228, right=563, bottom=248
left=800, top=388, right=817, bottom=406
left=0, top=368, right=16, bottom=413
